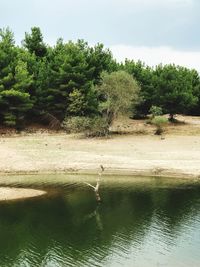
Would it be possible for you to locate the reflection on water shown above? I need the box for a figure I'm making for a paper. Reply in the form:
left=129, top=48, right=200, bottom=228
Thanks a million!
left=0, top=175, right=200, bottom=267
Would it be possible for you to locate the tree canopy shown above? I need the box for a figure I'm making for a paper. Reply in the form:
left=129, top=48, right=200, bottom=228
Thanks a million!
left=0, top=27, right=200, bottom=129
left=96, top=71, right=141, bottom=125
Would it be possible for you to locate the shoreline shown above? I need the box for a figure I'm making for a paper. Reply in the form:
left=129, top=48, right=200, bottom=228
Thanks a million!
left=0, top=168, right=199, bottom=202
left=0, top=167, right=200, bottom=180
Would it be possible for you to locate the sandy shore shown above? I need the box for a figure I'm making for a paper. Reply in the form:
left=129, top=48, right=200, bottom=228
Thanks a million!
left=0, top=133, right=200, bottom=179
left=0, top=187, right=46, bottom=201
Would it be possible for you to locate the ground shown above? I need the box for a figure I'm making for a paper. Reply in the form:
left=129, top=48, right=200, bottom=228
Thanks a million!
left=0, top=115, right=200, bottom=179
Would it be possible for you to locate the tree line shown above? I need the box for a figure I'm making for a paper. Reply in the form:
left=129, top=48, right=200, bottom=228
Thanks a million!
left=0, top=27, right=200, bottom=133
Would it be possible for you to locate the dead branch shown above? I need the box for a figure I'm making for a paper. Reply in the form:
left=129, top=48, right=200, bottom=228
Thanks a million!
left=84, top=165, right=104, bottom=201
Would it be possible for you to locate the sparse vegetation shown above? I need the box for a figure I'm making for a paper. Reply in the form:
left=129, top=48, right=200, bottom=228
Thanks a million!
left=151, top=116, right=168, bottom=135
left=62, top=116, right=109, bottom=137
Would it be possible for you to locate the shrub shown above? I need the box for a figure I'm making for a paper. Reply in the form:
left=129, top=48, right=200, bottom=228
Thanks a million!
left=149, top=105, right=163, bottom=117
left=88, top=116, right=109, bottom=137
left=151, top=116, right=168, bottom=135
left=62, top=116, right=109, bottom=137
left=62, top=116, right=90, bottom=133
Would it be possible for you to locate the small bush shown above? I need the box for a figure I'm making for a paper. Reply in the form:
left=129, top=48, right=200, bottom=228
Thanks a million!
left=62, top=116, right=90, bottom=133
left=62, top=116, right=109, bottom=137
left=149, top=105, right=163, bottom=118
left=151, top=116, right=168, bottom=135
left=88, top=117, right=109, bottom=137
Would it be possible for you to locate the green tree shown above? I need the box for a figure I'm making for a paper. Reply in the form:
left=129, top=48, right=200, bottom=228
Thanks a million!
left=23, top=27, right=47, bottom=57
left=13, top=60, right=33, bottom=91
left=96, top=71, right=141, bottom=125
left=186, top=69, right=200, bottom=115
left=0, top=28, right=16, bottom=91
left=153, top=64, right=198, bottom=120
left=19, top=40, right=50, bottom=118
left=0, top=30, right=34, bottom=127
left=86, top=42, right=118, bottom=84
left=42, top=40, right=99, bottom=120
left=0, top=89, right=33, bottom=127
left=120, top=60, right=155, bottom=117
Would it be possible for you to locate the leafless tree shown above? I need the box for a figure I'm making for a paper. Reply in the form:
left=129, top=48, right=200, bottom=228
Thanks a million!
left=84, top=165, right=104, bottom=202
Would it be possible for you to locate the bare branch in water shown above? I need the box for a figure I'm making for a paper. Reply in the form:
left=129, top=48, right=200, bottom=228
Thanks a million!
left=84, top=165, right=104, bottom=202
left=83, top=182, right=96, bottom=190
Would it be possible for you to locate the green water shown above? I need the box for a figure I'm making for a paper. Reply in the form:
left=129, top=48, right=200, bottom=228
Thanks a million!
left=0, top=175, right=200, bottom=267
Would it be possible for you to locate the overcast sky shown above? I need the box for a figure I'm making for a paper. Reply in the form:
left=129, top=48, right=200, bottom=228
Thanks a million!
left=0, top=0, right=200, bottom=70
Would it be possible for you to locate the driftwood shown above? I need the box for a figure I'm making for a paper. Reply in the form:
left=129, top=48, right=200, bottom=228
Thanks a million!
left=84, top=165, right=104, bottom=202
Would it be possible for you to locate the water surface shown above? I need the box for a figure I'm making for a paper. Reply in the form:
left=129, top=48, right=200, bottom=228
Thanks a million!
left=0, top=174, right=200, bottom=267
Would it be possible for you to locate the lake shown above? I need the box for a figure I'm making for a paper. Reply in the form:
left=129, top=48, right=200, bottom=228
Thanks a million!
left=0, top=174, right=200, bottom=267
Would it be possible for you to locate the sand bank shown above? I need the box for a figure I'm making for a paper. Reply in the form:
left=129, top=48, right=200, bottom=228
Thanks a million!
left=0, top=187, right=46, bottom=201
left=0, top=133, right=200, bottom=179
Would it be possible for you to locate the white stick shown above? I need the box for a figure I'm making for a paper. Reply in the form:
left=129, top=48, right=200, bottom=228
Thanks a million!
left=83, top=165, right=104, bottom=201
left=83, top=182, right=96, bottom=190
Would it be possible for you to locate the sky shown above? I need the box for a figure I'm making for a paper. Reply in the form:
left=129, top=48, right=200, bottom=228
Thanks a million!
left=0, top=0, right=200, bottom=70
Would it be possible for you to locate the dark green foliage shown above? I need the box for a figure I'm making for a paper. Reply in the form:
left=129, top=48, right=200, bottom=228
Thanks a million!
left=121, top=60, right=154, bottom=116
left=30, top=39, right=113, bottom=120
left=86, top=42, right=118, bottom=83
left=41, top=40, right=98, bottom=119
left=0, top=28, right=16, bottom=91
left=184, top=69, right=200, bottom=115
left=0, top=89, right=33, bottom=127
left=153, top=64, right=198, bottom=119
left=23, top=27, right=47, bottom=57
left=0, top=26, right=200, bottom=130
left=0, top=28, right=33, bottom=127
left=121, top=60, right=200, bottom=118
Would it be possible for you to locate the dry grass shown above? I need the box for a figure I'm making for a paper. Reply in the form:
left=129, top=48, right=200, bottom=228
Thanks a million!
left=112, top=115, right=200, bottom=136
left=1, top=115, right=200, bottom=137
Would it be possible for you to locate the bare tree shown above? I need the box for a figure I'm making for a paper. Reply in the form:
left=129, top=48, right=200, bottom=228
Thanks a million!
left=84, top=165, right=104, bottom=202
